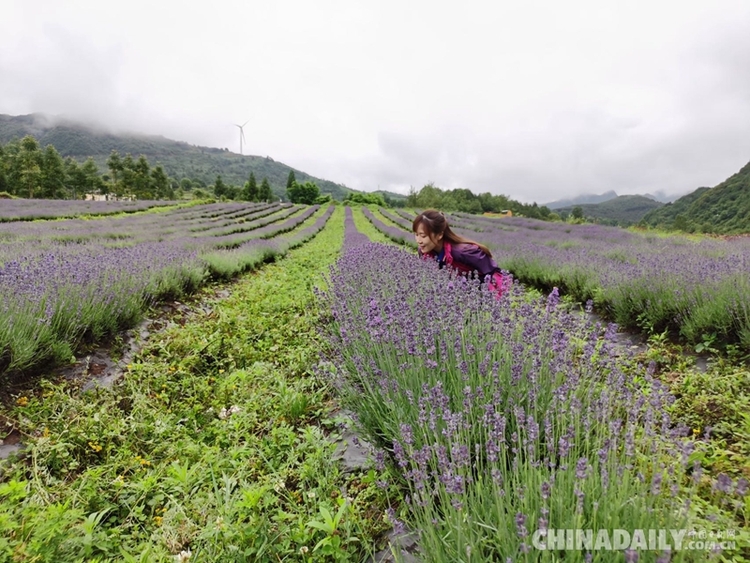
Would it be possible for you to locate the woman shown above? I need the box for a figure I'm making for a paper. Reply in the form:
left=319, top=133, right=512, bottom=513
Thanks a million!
left=412, top=209, right=511, bottom=297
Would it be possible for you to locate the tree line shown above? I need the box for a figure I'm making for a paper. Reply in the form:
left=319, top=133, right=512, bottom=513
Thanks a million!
left=406, top=183, right=555, bottom=220
left=0, top=135, right=288, bottom=202
left=0, top=135, right=178, bottom=200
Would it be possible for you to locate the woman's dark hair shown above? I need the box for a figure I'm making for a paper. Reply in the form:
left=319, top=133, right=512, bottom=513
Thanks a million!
left=412, top=209, right=493, bottom=257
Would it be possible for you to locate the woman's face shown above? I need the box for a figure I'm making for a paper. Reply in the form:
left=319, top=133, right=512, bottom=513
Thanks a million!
left=415, top=223, right=443, bottom=254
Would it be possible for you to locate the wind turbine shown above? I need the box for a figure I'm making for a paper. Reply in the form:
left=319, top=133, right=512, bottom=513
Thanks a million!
left=235, top=120, right=249, bottom=155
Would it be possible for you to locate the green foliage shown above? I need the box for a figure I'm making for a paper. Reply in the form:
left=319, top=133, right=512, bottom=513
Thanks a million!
left=287, top=180, right=320, bottom=204
left=344, top=192, right=385, bottom=206
left=405, top=182, right=553, bottom=219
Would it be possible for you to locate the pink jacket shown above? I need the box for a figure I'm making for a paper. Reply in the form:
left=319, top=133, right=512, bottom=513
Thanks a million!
left=419, top=241, right=511, bottom=297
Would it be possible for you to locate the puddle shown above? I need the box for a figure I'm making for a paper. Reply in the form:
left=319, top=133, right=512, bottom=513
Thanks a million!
left=0, top=428, right=23, bottom=460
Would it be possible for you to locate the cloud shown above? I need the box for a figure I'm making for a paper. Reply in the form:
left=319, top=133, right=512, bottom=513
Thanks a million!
left=2, top=0, right=750, bottom=203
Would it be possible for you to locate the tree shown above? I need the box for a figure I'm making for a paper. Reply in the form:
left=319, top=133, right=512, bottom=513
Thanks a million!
left=81, top=158, right=104, bottom=196
left=150, top=165, right=171, bottom=199
left=119, top=154, right=136, bottom=196
left=213, top=175, right=228, bottom=198
left=243, top=172, right=258, bottom=201
left=0, top=144, right=8, bottom=194
left=287, top=180, right=319, bottom=204
left=40, top=145, right=66, bottom=198
left=571, top=206, right=584, bottom=220
left=106, top=150, right=123, bottom=194
left=415, top=183, right=444, bottom=209
left=18, top=136, right=42, bottom=198
left=225, top=185, right=240, bottom=200
left=286, top=170, right=296, bottom=190
left=673, top=214, right=691, bottom=232
left=65, top=158, right=87, bottom=199
left=133, top=156, right=152, bottom=199
left=258, top=177, right=274, bottom=202
left=406, top=186, right=418, bottom=208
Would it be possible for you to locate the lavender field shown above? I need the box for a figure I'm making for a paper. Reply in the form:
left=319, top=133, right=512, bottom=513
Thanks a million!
left=0, top=205, right=746, bottom=561
left=373, top=209, right=750, bottom=351
left=0, top=201, right=333, bottom=377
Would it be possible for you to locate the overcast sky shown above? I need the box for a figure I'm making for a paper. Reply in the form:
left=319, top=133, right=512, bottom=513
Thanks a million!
left=2, top=1, right=750, bottom=203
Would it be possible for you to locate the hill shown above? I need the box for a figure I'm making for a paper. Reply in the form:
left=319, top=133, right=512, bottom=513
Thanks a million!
left=544, top=190, right=618, bottom=209
left=641, top=160, right=750, bottom=233
left=639, top=188, right=711, bottom=229
left=557, top=195, right=664, bottom=225
left=0, top=113, right=352, bottom=200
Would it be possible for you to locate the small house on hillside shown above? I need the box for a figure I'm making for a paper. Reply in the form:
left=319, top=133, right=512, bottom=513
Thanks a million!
left=484, top=210, right=513, bottom=218
left=84, top=193, right=135, bottom=202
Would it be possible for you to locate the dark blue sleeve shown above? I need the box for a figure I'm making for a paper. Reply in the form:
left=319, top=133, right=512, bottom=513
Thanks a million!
left=453, top=244, right=500, bottom=277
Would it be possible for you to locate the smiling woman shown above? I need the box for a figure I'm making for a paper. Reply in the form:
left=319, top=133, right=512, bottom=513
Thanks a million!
left=412, top=209, right=512, bottom=297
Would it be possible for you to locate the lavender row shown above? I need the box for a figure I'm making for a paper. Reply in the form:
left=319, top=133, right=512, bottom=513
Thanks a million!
left=0, top=241, right=203, bottom=375
left=361, top=207, right=417, bottom=248
left=450, top=211, right=516, bottom=231
left=342, top=206, right=372, bottom=248
left=394, top=208, right=416, bottom=223
left=378, top=207, right=413, bottom=230
left=187, top=203, right=282, bottom=231
left=320, top=243, right=739, bottom=561
left=223, top=206, right=318, bottom=244
left=195, top=205, right=302, bottom=245
left=0, top=198, right=177, bottom=222
left=0, top=204, right=302, bottom=280
left=201, top=206, right=335, bottom=279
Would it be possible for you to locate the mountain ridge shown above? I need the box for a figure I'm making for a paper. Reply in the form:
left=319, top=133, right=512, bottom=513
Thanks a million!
left=641, top=160, right=750, bottom=233
left=556, top=194, right=664, bottom=225
left=544, top=190, right=618, bottom=209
